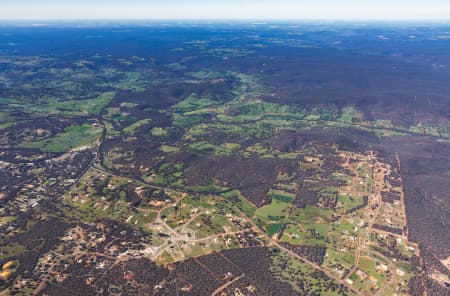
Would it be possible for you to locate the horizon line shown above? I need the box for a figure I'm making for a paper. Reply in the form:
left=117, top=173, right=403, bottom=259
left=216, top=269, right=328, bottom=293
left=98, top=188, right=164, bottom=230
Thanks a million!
left=1, top=18, right=450, bottom=22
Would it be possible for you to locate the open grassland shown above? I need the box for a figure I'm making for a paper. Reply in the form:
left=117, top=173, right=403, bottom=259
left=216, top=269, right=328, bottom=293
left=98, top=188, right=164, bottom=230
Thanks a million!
left=18, top=124, right=102, bottom=152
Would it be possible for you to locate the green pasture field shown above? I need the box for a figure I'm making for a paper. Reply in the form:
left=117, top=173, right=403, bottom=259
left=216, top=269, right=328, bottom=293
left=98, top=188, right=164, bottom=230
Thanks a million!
left=18, top=124, right=102, bottom=152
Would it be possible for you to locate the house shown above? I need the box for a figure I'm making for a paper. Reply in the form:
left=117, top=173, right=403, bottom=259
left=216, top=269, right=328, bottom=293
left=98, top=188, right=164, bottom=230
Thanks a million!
left=356, top=269, right=368, bottom=280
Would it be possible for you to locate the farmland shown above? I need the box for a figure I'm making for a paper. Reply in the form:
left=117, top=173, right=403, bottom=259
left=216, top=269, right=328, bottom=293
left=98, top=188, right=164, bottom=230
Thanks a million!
left=0, top=23, right=449, bottom=295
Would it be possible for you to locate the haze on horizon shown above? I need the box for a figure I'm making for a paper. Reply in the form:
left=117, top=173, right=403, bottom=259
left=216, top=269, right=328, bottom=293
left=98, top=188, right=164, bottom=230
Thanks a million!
left=1, top=0, right=450, bottom=21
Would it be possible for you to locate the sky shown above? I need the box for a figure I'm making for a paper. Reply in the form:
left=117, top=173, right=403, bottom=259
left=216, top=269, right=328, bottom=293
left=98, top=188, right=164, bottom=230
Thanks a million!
left=1, top=0, right=450, bottom=20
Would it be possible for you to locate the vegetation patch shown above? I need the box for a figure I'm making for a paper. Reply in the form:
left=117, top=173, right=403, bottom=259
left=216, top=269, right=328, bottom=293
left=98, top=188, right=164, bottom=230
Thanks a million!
left=18, top=124, right=102, bottom=152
